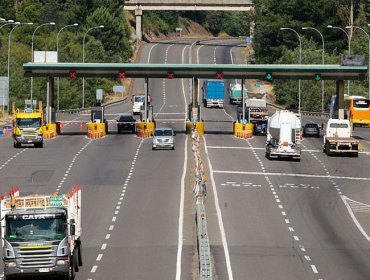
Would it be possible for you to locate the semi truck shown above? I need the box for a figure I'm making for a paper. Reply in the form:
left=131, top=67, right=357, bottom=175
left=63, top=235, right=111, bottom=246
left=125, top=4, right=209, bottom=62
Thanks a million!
left=12, top=102, right=44, bottom=148
left=265, top=110, right=301, bottom=161
left=202, top=79, right=225, bottom=108
left=132, top=94, right=152, bottom=115
left=228, top=83, right=244, bottom=104
left=1, top=186, right=82, bottom=280
left=323, top=118, right=359, bottom=156
left=245, top=97, right=269, bottom=135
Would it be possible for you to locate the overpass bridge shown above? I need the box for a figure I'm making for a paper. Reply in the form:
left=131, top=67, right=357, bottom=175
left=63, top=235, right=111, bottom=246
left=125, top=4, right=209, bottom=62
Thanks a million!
left=123, top=0, right=253, bottom=40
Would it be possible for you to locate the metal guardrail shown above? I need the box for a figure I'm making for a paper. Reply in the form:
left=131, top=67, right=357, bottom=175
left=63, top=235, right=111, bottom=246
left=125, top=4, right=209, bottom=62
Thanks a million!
left=192, top=128, right=212, bottom=280
left=267, top=102, right=330, bottom=119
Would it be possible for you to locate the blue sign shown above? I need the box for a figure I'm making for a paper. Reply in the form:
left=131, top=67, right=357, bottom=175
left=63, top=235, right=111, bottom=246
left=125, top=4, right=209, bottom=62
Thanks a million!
left=24, top=108, right=33, bottom=113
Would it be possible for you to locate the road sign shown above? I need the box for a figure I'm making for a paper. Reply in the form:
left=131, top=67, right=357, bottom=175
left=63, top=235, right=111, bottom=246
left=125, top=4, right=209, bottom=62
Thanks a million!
left=50, top=196, right=64, bottom=206
left=96, top=89, right=103, bottom=101
left=0, top=77, right=9, bottom=108
left=113, top=85, right=125, bottom=92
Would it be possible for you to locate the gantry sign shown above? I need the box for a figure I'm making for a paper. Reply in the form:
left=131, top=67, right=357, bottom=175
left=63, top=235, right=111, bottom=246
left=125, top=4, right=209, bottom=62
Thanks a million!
left=23, top=62, right=367, bottom=122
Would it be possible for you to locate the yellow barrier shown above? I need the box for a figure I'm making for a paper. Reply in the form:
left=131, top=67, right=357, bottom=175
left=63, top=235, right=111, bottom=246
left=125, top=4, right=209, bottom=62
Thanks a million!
left=186, top=122, right=204, bottom=135
left=234, top=122, right=253, bottom=139
left=136, top=122, right=155, bottom=138
left=87, top=122, right=106, bottom=139
left=43, top=123, right=57, bottom=139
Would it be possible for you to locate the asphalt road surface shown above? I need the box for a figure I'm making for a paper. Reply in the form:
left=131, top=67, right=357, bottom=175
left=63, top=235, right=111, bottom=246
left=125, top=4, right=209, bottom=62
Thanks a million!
left=1, top=38, right=370, bottom=280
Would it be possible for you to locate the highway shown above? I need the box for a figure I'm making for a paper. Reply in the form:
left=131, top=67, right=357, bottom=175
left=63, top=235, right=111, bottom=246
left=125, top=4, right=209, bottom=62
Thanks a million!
left=1, top=38, right=370, bottom=280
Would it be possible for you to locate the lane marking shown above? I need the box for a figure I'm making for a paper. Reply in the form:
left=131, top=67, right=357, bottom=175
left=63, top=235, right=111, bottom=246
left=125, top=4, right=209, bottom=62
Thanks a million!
left=204, top=137, right=234, bottom=280
left=342, top=196, right=370, bottom=242
left=213, top=170, right=370, bottom=181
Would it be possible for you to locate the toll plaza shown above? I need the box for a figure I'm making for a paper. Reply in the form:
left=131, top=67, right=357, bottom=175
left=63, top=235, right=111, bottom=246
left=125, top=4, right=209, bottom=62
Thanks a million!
left=24, top=62, right=367, bottom=137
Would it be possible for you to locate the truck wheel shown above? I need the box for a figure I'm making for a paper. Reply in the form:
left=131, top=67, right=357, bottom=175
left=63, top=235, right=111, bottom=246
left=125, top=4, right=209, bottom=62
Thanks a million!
left=78, top=242, right=83, bottom=266
left=325, top=143, right=330, bottom=156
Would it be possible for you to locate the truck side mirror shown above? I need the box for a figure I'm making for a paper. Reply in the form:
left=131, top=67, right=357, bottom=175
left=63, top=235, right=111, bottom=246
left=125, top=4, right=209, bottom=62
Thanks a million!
left=70, top=224, right=75, bottom=235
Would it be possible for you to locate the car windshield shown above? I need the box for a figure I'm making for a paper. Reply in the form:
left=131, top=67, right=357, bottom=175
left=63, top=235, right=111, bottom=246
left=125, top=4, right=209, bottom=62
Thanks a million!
left=135, top=96, right=145, bottom=103
left=305, top=124, right=318, bottom=128
left=6, top=217, right=66, bottom=241
left=119, top=116, right=134, bottom=122
left=154, top=129, right=173, bottom=136
left=17, top=118, right=41, bottom=128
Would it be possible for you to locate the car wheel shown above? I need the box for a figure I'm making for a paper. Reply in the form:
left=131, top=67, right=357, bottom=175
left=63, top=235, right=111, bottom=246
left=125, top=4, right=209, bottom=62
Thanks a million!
left=152, top=146, right=155, bottom=150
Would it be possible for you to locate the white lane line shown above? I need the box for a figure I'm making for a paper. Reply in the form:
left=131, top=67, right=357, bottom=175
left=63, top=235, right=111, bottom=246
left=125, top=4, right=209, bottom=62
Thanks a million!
left=101, top=244, right=107, bottom=250
left=342, top=196, right=370, bottom=242
left=311, top=265, right=319, bottom=274
left=213, top=170, right=370, bottom=181
left=175, top=135, right=188, bottom=280
left=204, top=136, right=234, bottom=280
left=96, top=254, right=103, bottom=261
left=147, top=43, right=158, bottom=63
left=91, top=265, right=98, bottom=273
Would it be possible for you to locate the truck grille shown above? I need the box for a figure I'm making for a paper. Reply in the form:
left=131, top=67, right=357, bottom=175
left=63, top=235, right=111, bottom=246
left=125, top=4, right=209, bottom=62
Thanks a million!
left=338, top=144, right=351, bottom=150
left=17, top=247, right=55, bottom=268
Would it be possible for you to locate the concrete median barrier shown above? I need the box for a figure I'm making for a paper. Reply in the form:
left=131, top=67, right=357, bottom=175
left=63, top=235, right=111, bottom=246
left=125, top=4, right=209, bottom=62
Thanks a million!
left=234, top=122, right=253, bottom=138
left=87, top=122, right=106, bottom=139
left=136, top=121, right=155, bottom=138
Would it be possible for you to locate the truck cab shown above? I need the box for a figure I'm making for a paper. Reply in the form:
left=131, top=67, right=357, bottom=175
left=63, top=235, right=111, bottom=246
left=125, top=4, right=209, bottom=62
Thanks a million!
left=132, top=94, right=152, bottom=115
left=12, top=108, right=44, bottom=148
left=1, top=187, right=82, bottom=280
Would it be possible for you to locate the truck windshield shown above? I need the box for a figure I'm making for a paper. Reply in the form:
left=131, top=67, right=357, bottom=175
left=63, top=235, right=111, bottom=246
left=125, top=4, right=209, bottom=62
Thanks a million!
left=353, top=99, right=370, bottom=109
left=135, top=96, right=145, bottom=103
left=17, top=118, right=41, bottom=128
left=6, top=217, right=66, bottom=241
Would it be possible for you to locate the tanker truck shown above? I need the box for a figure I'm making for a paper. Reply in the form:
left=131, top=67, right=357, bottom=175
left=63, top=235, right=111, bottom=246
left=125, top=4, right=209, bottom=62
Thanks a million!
left=265, top=110, right=302, bottom=161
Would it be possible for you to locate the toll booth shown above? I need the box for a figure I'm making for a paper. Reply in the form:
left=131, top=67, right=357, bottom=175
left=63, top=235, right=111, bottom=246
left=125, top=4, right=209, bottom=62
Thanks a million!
left=91, top=106, right=108, bottom=134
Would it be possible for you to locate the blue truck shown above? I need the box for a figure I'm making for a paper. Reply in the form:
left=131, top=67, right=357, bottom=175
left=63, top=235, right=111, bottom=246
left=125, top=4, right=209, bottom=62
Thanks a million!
left=202, top=80, right=225, bottom=108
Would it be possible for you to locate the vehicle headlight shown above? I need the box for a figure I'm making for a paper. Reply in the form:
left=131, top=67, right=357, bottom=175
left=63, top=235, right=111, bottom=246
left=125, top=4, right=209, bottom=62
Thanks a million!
left=4, top=261, right=16, bottom=268
left=57, top=259, right=69, bottom=266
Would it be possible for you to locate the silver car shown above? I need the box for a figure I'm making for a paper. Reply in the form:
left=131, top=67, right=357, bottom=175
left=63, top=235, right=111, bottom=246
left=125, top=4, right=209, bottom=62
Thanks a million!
left=152, top=127, right=175, bottom=150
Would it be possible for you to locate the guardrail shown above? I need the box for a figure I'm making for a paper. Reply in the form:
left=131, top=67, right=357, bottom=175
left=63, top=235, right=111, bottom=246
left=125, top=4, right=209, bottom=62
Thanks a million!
left=192, top=127, right=212, bottom=280
left=267, top=102, right=330, bottom=119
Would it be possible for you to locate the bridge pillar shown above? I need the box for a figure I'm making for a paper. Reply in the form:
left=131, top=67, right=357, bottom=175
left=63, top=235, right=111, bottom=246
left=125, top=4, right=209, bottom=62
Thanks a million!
left=135, top=8, right=143, bottom=41
left=191, top=78, right=200, bottom=121
left=336, top=80, right=345, bottom=119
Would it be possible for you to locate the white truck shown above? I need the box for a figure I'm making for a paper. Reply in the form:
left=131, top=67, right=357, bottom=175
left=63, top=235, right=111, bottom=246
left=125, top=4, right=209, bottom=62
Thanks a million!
left=323, top=118, right=359, bottom=157
left=131, top=94, right=152, bottom=115
left=1, top=186, right=82, bottom=280
left=265, top=110, right=302, bottom=161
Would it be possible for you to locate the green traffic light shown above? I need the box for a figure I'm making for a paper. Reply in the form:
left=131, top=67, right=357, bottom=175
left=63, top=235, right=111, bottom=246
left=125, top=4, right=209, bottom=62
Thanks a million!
left=314, top=74, right=321, bottom=81
left=265, top=73, right=273, bottom=81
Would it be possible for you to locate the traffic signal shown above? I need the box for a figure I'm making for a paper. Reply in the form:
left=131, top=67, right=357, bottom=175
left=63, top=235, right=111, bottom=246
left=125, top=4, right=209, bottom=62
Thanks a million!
left=265, top=73, right=273, bottom=82
left=167, top=72, right=174, bottom=79
left=118, top=71, right=126, bottom=79
left=313, top=73, right=321, bottom=81
left=69, top=71, right=77, bottom=78
left=216, top=72, right=223, bottom=79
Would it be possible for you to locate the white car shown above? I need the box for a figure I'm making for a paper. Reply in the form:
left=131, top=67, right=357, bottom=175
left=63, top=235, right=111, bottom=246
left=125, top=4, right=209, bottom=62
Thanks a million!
left=152, top=127, right=175, bottom=150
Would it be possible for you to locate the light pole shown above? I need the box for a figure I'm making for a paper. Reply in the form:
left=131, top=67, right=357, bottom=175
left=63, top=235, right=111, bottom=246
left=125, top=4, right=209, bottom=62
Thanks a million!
left=280, top=27, right=302, bottom=114
left=302, top=27, right=325, bottom=112
left=57, top=23, right=79, bottom=110
left=8, top=22, right=34, bottom=113
left=31, top=22, right=55, bottom=105
left=347, top=25, right=370, bottom=99
left=189, top=40, right=200, bottom=121
left=82, top=25, right=104, bottom=109
left=327, top=25, right=351, bottom=95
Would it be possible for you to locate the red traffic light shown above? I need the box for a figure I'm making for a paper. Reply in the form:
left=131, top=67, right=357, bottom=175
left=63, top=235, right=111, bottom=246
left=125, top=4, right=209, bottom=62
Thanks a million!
left=167, top=72, right=174, bottom=79
left=216, top=72, right=223, bottom=79
left=69, top=71, right=77, bottom=78
left=118, top=71, right=126, bottom=78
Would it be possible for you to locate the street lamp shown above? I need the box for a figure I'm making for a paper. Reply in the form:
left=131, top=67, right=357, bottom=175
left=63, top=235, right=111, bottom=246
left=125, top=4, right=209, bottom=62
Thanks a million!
left=327, top=25, right=351, bottom=96
left=82, top=25, right=104, bottom=108
left=347, top=25, right=370, bottom=99
left=31, top=22, right=55, bottom=104
left=280, top=27, right=302, bottom=114
left=56, top=23, right=79, bottom=110
left=7, top=22, right=33, bottom=112
left=302, top=27, right=325, bottom=112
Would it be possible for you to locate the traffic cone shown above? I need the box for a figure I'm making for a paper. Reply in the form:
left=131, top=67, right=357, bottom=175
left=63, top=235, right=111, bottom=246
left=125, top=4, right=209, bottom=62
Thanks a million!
left=60, top=122, right=64, bottom=133
left=80, top=122, right=83, bottom=131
